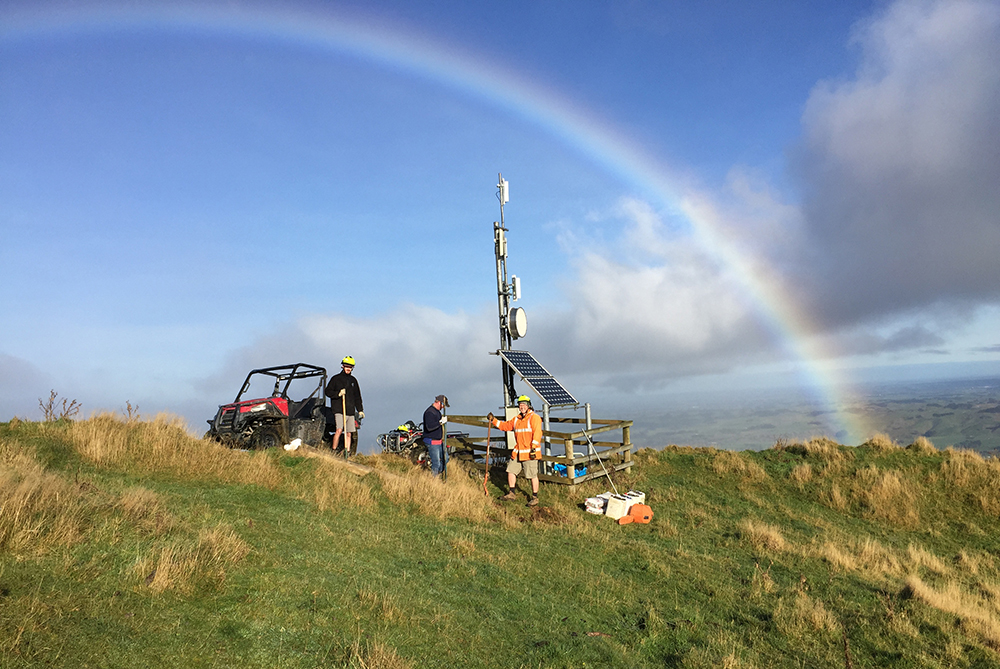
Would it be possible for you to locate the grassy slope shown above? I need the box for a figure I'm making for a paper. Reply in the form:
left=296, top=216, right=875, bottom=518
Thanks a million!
left=3, top=418, right=1000, bottom=668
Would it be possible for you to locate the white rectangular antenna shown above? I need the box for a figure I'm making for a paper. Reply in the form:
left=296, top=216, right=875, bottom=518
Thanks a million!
left=500, top=179, right=510, bottom=204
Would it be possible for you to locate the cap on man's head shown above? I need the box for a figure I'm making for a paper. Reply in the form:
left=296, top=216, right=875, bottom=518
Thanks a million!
left=435, top=395, right=449, bottom=407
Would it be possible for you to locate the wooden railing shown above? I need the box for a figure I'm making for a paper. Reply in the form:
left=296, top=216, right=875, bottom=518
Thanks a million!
left=444, top=414, right=633, bottom=485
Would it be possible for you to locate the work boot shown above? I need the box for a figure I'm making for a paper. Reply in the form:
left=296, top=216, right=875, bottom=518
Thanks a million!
left=500, top=491, right=517, bottom=501
left=526, top=496, right=539, bottom=507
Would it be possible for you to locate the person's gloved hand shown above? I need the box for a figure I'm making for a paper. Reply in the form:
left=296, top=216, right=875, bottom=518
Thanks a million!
left=439, top=416, right=448, bottom=424
left=487, top=412, right=495, bottom=422
left=358, top=411, right=365, bottom=420
left=530, top=449, right=539, bottom=460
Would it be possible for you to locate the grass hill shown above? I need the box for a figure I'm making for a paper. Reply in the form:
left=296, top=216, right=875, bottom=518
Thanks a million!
left=4, top=415, right=1000, bottom=667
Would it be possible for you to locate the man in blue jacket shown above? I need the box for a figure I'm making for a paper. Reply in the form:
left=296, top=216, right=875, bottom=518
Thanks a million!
left=423, top=395, right=449, bottom=476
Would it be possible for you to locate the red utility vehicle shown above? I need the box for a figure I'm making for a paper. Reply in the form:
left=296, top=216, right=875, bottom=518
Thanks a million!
left=206, top=363, right=331, bottom=449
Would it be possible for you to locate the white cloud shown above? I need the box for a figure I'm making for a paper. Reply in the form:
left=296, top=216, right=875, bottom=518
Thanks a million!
left=794, top=0, right=1000, bottom=324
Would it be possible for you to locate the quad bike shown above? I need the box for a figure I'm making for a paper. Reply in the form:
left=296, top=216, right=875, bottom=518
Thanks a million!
left=377, top=420, right=471, bottom=467
left=205, top=363, right=333, bottom=449
left=377, top=420, right=429, bottom=466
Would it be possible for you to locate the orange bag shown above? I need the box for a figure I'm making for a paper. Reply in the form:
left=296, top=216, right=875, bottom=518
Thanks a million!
left=617, top=503, right=653, bottom=525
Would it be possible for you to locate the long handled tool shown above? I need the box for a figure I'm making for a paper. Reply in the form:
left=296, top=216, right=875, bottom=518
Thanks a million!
left=483, top=421, right=492, bottom=496
left=339, top=389, right=348, bottom=459
left=580, top=428, right=619, bottom=496
left=441, top=406, right=448, bottom=482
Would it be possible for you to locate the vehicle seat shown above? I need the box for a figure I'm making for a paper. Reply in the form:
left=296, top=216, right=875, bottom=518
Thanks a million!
left=291, top=397, right=320, bottom=419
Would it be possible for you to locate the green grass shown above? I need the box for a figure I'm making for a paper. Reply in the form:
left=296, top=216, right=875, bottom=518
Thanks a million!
left=4, top=416, right=1000, bottom=667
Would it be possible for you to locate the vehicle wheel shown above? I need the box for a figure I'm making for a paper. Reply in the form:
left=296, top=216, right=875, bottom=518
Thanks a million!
left=409, top=448, right=428, bottom=467
left=252, top=426, right=283, bottom=450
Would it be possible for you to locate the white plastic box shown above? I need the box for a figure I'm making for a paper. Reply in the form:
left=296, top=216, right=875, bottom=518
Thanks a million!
left=626, top=490, right=646, bottom=505
left=605, top=490, right=647, bottom=520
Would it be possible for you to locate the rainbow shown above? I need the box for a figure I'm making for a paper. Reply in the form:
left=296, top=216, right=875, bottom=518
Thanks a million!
left=1, top=2, right=872, bottom=443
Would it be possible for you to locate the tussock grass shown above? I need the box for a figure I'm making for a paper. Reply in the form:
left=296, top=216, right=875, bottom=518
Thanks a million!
left=851, top=465, right=919, bottom=526
left=905, top=575, right=1000, bottom=649
left=0, top=447, right=93, bottom=554
left=346, top=638, right=413, bottom=669
left=774, top=436, right=848, bottom=463
left=907, top=435, right=937, bottom=454
left=907, top=544, right=949, bottom=576
left=864, top=432, right=901, bottom=452
left=711, top=450, right=768, bottom=483
left=822, top=482, right=849, bottom=511
left=69, top=413, right=286, bottom=488
left=739, top=519, right=786, bottom=552
left=376, top=462, right=503, bottom=524
left=131, top=524, right=250, bottom=594
left=957, top=549, right=992, bottom=576
left=788, top=462, right=813, bottom=487
left=775, top=592, right=839, bottom=635
left=297, top=451, right=377, bottom=511
left=356, top=588, right=404, bottom=623
left=936, top=447, right=1000, bottom=514
left=815, top=536, right=902, bottom=578
left=11, top=414, right=1000, bottom=666
left=116, top=487, right=176, bottom=536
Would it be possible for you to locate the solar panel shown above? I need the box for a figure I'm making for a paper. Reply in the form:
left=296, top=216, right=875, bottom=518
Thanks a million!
left=499, top=350, right=578, bottom=407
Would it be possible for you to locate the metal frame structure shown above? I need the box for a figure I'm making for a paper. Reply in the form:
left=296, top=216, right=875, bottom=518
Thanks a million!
left=476, top=174, right=632, bottom=482
left=445, top=414, right=633, bottom=486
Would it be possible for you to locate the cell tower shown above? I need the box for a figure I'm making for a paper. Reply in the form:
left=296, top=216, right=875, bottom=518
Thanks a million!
left=492, top=174, right=577, bottom=413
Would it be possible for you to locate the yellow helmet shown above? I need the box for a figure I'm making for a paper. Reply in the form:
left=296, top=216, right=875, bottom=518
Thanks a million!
left=342, top=356, right=356, bottom=367
left=517, top=395, right=532, bottom=405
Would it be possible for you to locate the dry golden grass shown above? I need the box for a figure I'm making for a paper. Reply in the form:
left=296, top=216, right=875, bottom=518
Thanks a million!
left=815, top=536, right=902, bottom=579
left=775, top=592, right=839, bottom=636
left=116, top=486, right=176, bottom=536
left=376, top=462, right=504, bottom=524
left=822, top=482, right=848, bottom=511
left=935, top=447, right=1000, bottom=514
left=132, top=524, right=250, bottom=594
left=864, top=433, right=901, bottom=452
left=905, top=575, right=1000, bottom=649
left=356, top=588, right=404, bottom=623
left=296, top=451, right=377, bottom=511
left=957, top=550, right=993, bottom=577
left=449, top=535, right=476, bottom=558
left=852, top=465, right=919, bottom=526
left=907, top=436, right=937, bottom=455
left=774, top=437, right=849, bottom=462
left=907, top=544, right=949, bottom=576
left=0, top=448, right=92, bottom=554
left=346, top=638, right=413, bottom=669
left=789, top=462, right=813, bottom=487
left=69, top=413, right=287, bottom=488
left=739, top=519, right=786, bottom=553
left=711, top=450, right=768, bottom=483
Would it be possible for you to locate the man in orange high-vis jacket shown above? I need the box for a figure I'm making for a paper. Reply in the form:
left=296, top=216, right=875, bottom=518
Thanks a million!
left=487, top=394, right=543, bottom=507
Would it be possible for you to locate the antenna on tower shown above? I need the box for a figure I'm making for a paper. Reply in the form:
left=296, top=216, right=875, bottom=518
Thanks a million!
left=494, top=173, right=525, bottom=407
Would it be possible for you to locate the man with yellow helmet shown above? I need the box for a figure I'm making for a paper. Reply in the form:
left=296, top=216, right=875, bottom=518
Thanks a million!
left=325, top=356, right=364, bottom=457
left=487, top=395, right=542, bottom=507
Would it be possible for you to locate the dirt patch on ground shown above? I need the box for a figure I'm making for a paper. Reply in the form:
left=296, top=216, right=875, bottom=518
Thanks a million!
left=530, top=506, right=566, bottom=524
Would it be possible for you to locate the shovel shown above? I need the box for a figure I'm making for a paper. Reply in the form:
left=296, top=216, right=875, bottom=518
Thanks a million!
left=339, top=389, right=348, bottom=459
left=483, top=421, right=491, bottom=496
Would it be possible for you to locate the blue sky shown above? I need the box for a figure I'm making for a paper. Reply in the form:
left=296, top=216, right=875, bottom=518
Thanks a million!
left=2, top=0, right=999, bottom=448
